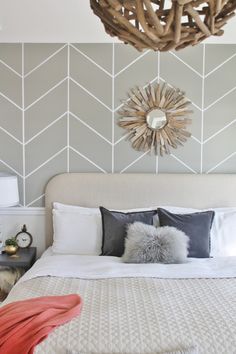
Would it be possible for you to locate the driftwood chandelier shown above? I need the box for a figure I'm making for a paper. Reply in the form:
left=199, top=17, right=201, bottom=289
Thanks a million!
left=90, top=0, right=236, bottom=51
left=118, top=82, right=192, bottom=155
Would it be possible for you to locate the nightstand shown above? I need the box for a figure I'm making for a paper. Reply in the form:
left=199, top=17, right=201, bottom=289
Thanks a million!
left=0, top=248, right=36, bottom=301
left=0, top=247, right=37, bottom=270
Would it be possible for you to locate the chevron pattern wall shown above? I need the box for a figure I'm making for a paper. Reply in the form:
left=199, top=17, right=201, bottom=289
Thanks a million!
left=0, top=43, right=236, bottom=207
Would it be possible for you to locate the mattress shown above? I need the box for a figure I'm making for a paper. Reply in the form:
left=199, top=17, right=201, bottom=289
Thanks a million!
left=2, top=252, right=236, bottom=354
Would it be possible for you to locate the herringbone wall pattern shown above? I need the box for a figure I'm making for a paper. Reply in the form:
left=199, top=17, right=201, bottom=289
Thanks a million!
left=0, top=43, right=236, bottom=206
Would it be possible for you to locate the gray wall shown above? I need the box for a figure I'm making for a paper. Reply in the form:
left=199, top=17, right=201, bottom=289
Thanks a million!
left=0, top=43, right=236, bottom=207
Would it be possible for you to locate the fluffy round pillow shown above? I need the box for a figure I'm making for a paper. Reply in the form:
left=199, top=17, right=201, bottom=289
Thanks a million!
left=122, top=222, right=189, bottom=264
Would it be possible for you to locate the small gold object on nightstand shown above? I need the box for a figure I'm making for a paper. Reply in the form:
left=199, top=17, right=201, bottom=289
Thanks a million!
left=5, top=245, right=18, bottom=256
left=5, top=237, right=19, bottom=256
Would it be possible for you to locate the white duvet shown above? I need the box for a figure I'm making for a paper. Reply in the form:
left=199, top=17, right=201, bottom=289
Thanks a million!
left=19, top=250, right=236, bottom=284
left=4, top=250, right=236, bottom=354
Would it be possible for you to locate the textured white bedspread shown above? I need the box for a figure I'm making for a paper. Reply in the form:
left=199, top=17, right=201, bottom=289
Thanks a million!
left=3, top=254, right=236, bottom=354
left=19, top=253, right=236, bottom=282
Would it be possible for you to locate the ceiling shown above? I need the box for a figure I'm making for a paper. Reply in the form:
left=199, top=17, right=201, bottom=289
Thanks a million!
left=0, top=0, right=236, bottom=43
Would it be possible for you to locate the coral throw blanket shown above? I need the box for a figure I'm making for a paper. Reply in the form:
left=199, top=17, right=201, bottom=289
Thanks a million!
left=0, top=294, right=82, bottom=354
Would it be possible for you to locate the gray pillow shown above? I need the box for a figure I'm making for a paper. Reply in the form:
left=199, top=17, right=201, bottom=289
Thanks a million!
left=100, top=207, right=157, bottom=256
left=122, top=222, right=189, bottom=264
left=157, top=208, right=215, bottom=258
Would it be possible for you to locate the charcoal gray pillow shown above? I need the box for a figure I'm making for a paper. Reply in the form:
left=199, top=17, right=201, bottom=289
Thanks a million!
left=157, top=208, right=215, bottom=258
left=100, top=207, right=157, bottom=256
left=122, top=222, right=189, bottom=264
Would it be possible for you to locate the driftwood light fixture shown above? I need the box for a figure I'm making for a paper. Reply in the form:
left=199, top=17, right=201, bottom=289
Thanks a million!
left=90, top=0, right=236, bottom=51
left=118, top=82, right=192, bottom=156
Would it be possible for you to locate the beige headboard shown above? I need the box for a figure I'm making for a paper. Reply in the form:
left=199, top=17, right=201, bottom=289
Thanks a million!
left=45, top=173, right=236, bottom=247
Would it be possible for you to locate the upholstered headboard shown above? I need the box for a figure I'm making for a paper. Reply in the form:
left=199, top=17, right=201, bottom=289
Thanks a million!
left=45, top=173, right=236, bottom=247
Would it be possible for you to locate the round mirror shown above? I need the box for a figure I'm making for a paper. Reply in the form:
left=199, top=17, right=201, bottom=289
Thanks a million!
left=146, top=109, right=167, bottom=130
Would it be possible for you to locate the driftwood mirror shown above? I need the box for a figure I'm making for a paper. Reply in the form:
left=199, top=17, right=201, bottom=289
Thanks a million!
left=118, top=82, right=193, bottom=156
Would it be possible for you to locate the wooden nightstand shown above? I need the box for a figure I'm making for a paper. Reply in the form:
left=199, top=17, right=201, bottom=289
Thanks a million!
left=0, top=247, right=36, bottom=270
left=0, top=248, right=37, bottom=301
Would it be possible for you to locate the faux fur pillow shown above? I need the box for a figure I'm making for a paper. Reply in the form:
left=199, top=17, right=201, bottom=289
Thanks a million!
left=122, top=222, right=189, bottom=264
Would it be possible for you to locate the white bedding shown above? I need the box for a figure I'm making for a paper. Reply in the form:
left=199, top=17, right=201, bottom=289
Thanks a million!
left=19, top=250, right=236, bottom=284
left=3, top=251, right=236, bottom=354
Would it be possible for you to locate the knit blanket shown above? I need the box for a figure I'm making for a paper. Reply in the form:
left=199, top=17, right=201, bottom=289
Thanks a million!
left=3, top=276, right=235, bottom=354
left=0, top=294, right=82, bottom=354
left=2, top=254, right=236, bottom=353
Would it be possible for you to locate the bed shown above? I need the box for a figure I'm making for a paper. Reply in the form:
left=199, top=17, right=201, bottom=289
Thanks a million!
left=2, top=173, right=236, bottom=354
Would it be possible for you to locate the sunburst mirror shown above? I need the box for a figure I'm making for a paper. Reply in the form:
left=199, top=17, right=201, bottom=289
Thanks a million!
left=118, top=82, right=193, bottom=156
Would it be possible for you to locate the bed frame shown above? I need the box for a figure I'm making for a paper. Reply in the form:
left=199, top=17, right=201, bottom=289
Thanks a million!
left=45, top=173, right=236, bottom=247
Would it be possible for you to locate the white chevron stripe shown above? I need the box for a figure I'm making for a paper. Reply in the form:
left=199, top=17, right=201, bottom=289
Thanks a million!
left=67, top=45, right=70, bottom=173
left=114, top=133, right=128, bottom=145
left=191, top=136, right=201, bottom=144
left=24, top=44, right=67, bottom=78
left=70, top=44, right=113, bottom=78
left=26, top=194, right=45, bottom=207
left=22, top=43, right=26, bottom=206
left=25, top=146, right=67, bottom=179
left=25, top=112, right=67, bottom=145
left=157, top=51, right=160, bottom=84
left=112, top=43, right=115, bottom=173
left=204, top=85, right=236, bottom=111
left=115, top=101, right=126, bottom=113
left=114, top=50, right=150, bottom=78
left=190, top=101, right=202, bottom=112
left=0, top=59, right=22, bottom=78
left=155, top=155, right=159, bottom=174
left=203, top=118, right=236, bottom=144
left=205, top=52, right=236, bottom=78
left=70, top=112, right=112, bottom=145
left=70, top=146, right=107, bottom=173
left=120, top=150, right=150, bottom=173
left=171, top=154, right=197, bottom=174
left=24, top=77, right=67, bottom=111
left=0, top=91, right=22, bottom=110
left=70, top=77, right=112, bottom=112
left=170, top=51, right=203, bottom=78
left=0, top=159, right=23, bottom=178
left=156, top=51, right=160, bottom=174
left=201, top=44, right=206, bottom=173
left=0, top=126, right=22, bottom=145
left=206, top=151, right=236, bottom=174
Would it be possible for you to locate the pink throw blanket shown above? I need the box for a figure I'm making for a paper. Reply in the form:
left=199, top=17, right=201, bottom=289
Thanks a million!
left=0, top=294, right=82, bottom=354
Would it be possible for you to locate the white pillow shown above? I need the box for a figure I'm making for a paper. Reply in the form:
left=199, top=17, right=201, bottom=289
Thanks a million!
left=52, top=209, right=102, bottom=255
left=210, top=208, right=236, bottom=257
left=54, top=202, right=98, bottom=214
